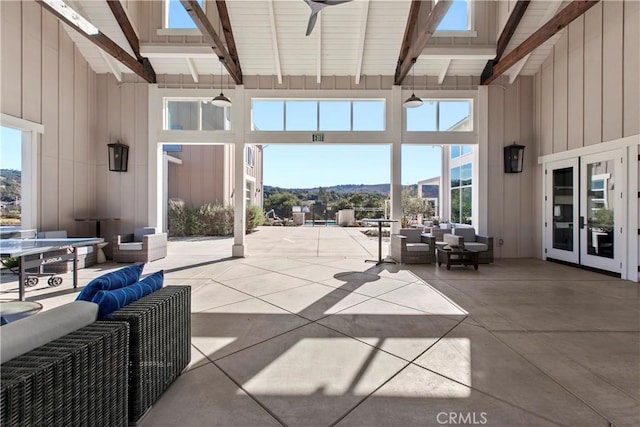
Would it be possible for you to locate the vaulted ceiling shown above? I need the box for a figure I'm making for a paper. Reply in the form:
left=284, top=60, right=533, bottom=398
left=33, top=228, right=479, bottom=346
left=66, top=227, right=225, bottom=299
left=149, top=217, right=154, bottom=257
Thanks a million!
left=52, top=0, right=586, bottom=87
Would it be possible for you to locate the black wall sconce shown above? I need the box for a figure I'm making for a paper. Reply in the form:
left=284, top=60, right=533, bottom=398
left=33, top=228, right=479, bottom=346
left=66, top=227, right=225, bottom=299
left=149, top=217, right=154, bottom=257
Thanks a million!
left=504, top=143, right=525, bottom=173
left=108, top=141, right=129, bottom=172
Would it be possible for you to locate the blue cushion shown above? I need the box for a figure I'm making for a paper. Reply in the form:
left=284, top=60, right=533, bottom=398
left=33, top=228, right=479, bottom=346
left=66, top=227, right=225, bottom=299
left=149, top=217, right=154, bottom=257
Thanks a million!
left=92, top=270, right=164, bottom=318
left=139, top=270, right=164, bottom=292
left=76, top=263, right=144, bottom=301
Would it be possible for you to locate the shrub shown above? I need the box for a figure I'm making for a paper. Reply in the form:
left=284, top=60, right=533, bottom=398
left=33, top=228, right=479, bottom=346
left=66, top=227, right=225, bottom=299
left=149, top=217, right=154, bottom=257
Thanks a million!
left=168, top=200, right=264, bottom=237
left=246, top=205, right=265, bottom=233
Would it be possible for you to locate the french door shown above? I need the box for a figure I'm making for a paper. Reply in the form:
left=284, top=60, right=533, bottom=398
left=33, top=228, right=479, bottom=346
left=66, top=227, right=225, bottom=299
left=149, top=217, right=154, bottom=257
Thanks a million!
left=545, top=150, right=625, bottom=274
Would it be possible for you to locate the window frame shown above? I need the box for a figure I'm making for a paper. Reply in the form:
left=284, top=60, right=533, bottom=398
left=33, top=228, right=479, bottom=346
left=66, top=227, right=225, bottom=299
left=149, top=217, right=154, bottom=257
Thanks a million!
left=433, top=0, right=477, bottom=37
left=159, top=0, right=204, bottom=35
left=406, top=99, right=474, bottom=133
left=164, top=98, right=231, bottom=132
left=250, top=98, right=387, bottom=133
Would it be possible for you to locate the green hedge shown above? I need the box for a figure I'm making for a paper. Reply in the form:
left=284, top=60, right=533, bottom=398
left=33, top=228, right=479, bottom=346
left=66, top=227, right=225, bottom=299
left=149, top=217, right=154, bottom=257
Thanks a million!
left=168, top=200, right=264, bottom=237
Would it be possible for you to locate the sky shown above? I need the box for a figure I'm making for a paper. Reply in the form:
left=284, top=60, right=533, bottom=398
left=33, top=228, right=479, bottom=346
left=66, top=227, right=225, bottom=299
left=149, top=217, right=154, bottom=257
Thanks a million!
left=1, top=126, right=21, bottom=170
left=263, top=144, right=442, bottom=188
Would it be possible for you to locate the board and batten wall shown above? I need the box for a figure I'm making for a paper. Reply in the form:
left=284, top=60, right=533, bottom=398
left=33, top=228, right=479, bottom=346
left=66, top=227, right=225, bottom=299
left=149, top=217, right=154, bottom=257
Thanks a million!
left=167, top=145, right=227, bottom=206
left=486, top=77, right=538, bottom=259
left=535, top=0, right=639, bottom=155
left=1, top=1, right=151, bottom=243
left=1, top=1, right=96, bottom=235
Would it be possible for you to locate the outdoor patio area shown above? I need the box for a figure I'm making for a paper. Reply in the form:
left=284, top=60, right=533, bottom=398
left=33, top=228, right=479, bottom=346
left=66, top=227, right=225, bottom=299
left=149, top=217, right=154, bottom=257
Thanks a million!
left=1, top=226, right=638, bottom=426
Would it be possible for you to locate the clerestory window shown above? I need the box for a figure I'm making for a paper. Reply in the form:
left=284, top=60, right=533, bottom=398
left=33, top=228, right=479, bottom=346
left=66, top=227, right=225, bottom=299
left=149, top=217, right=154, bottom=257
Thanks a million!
left=165, top=0, right=202, bottom=29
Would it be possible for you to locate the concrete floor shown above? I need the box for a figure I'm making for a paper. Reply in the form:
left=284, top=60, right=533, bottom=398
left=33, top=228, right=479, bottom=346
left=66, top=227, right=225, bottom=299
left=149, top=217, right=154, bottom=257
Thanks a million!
left=1, top=226, right=638, bottom=426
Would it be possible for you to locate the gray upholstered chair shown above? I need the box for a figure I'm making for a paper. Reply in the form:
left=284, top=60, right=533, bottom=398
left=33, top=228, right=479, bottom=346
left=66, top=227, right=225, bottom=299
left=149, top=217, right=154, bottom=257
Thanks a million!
left=443, top=227, right=494, bottom=263
left=390, top=228, right=436, bottom=264
left=112, top=227, right=167, bottom=263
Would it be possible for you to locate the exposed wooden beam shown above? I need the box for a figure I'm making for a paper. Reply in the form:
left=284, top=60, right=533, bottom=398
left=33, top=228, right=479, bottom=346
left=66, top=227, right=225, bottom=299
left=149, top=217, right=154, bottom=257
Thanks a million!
left=505, top=0, right=563, bottom=83
left=106, top=0, right=141, bottom=60
left=36, top=0, right=156, bottom=83
left=497, top=0, right=530, bottom=61
left=266, top=0, right=282, bottom=84
left=395, top=0, right=421, bottom=84
left=354, top=0, right=370, bottom=85
left=482, top=0, right=599, bottom=85
left=180, top=0, right=242, bottom=84
left=481, top=0, right=529, bottom=84
left=216, top=0, right=241, bottom=78
left=395, top=0, right=453, bottom=85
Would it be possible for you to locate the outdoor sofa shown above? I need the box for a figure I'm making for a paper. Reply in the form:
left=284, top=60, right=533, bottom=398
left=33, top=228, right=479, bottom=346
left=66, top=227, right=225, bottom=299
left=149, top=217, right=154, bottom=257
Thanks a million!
left=0, top=265, right=191, bottom=426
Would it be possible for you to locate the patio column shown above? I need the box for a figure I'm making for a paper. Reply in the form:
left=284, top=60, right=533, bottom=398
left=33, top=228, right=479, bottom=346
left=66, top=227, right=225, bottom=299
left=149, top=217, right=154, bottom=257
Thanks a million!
left=390, top=85, right=403, bottom=235
left=232, top=85, right=246, bottom=257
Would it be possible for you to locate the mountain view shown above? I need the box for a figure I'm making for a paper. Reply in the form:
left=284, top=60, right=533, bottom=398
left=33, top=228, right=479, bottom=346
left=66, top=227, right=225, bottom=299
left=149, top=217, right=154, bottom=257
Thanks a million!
left=0, top=169, right=21, bottom=202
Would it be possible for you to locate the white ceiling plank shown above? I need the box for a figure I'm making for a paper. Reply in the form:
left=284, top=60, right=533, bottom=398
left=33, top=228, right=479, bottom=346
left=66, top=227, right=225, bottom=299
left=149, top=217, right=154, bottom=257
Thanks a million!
left=354, top=0, right=370, bottom=85
left=505, top=0, right=563, bottom=82
left=266, top=0, right=283, bottom=84
left=186, top=58, right=199, bottom=83
left=98, top=48, right=122, bottom=82
left=438, top=59, right=451, bottom=85
left=141, top=44, right=213, bottom=58
left=420, top=46, right=496, bottom=60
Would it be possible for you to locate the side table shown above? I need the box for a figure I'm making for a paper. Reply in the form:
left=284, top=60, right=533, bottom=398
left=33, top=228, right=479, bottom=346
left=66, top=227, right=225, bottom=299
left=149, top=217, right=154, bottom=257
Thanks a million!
left=436, top=246, right=479, bottom=270
left=0, top=301, right=43, bottom=325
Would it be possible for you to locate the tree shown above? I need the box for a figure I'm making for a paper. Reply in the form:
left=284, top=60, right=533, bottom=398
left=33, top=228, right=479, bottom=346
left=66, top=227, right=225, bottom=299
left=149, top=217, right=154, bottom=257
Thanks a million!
left=263, top=192, right=301, bottom=218
left=401, top=188, right=434, bottom=226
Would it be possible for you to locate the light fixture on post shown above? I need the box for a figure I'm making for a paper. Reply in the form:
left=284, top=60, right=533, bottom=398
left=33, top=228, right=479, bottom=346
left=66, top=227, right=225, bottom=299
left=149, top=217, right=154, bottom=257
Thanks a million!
left=403, top=58, right=423, bottom=108
left=504, top=143, right=525, bottom=173
left=108, top=141, right=129, bottom=172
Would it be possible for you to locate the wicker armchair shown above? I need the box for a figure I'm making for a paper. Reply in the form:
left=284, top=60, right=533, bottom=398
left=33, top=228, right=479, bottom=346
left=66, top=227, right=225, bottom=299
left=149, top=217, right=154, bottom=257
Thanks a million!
left=112, top=227, right=167, bottom=263
left=390, top=228, right=436, bottom=264
left=443, top=227, right=494, bottom=263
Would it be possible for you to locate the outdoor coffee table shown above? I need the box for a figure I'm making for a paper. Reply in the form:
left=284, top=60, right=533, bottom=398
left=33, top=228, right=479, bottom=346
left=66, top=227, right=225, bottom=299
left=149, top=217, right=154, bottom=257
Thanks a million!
left=437, top=245, right=479, bottom=270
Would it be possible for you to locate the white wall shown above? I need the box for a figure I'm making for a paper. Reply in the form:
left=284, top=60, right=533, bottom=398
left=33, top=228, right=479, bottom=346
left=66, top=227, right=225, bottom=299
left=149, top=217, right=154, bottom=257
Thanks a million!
left=485, top=77, right=537, bottom=258
left=1, top=1, right=96, bottom=236
left=535, top=1, right=639, bottom=153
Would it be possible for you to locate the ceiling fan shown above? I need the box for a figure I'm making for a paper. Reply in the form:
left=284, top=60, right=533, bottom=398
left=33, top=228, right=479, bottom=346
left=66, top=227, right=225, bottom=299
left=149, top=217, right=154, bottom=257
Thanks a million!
left=303, top=0, right=353, bottom=36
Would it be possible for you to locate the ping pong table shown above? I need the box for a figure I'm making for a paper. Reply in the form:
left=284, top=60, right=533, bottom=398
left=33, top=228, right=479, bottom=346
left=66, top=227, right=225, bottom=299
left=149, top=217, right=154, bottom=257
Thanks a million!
left=1, top=237, right=103, bottom=301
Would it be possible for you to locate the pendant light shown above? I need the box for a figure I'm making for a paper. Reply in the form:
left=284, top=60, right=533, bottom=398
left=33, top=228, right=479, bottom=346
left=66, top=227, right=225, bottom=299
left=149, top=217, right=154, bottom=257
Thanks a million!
left=212, top=59, right=232, bottom=107
left=403, top=58, right=423, bottom=108
left=212, top=21, right=232, bottom=108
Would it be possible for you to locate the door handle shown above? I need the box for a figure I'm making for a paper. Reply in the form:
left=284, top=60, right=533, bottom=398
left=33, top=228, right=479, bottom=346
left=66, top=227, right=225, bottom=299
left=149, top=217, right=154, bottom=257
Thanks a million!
left=579, top=216, right=585, bottom=229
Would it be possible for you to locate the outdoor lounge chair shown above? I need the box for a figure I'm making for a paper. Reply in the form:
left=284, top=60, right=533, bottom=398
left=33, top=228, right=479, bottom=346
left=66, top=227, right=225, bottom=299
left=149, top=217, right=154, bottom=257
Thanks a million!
left=390, top=228, right=436, bottom=264
left=112, top=227, right=167, bottom=263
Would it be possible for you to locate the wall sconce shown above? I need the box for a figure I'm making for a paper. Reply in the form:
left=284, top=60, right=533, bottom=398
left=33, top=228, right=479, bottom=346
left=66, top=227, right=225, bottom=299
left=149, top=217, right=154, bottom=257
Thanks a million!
left=108, top=141, right=129, bottom=172
left=504, top=143, right=525, bottom=173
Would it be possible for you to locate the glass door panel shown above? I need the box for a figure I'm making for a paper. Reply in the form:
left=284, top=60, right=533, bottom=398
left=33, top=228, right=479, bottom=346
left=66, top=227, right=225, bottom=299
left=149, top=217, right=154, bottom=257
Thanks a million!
left=580, top=151, right=624, bottom=273
left=545, top=159, right=579, bottom=263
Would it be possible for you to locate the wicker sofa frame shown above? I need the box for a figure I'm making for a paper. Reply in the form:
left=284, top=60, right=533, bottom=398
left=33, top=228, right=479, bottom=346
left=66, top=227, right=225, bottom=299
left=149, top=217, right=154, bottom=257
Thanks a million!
left=1, top=285, right=191, bottom=426
left=1, top=322, right=130, bottom=427
left=106, top=285, right=191, bottom=423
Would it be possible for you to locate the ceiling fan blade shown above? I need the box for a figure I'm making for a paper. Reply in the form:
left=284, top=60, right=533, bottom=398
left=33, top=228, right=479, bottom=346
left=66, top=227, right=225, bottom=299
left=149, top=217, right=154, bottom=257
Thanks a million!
left=306, top=11, right=319, bottom=36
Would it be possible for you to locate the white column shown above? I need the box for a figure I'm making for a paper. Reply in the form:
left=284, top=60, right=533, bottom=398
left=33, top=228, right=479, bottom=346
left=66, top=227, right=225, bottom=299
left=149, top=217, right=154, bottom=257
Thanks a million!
left=21, top=131, right=38, bottom=230
left=147, top=85, right=163, bottom=230
left=390, top=86, right=403, bottom=234
left=477, top=86, right=489, bottom=234
left=232, top=85, right=246, bottom=257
